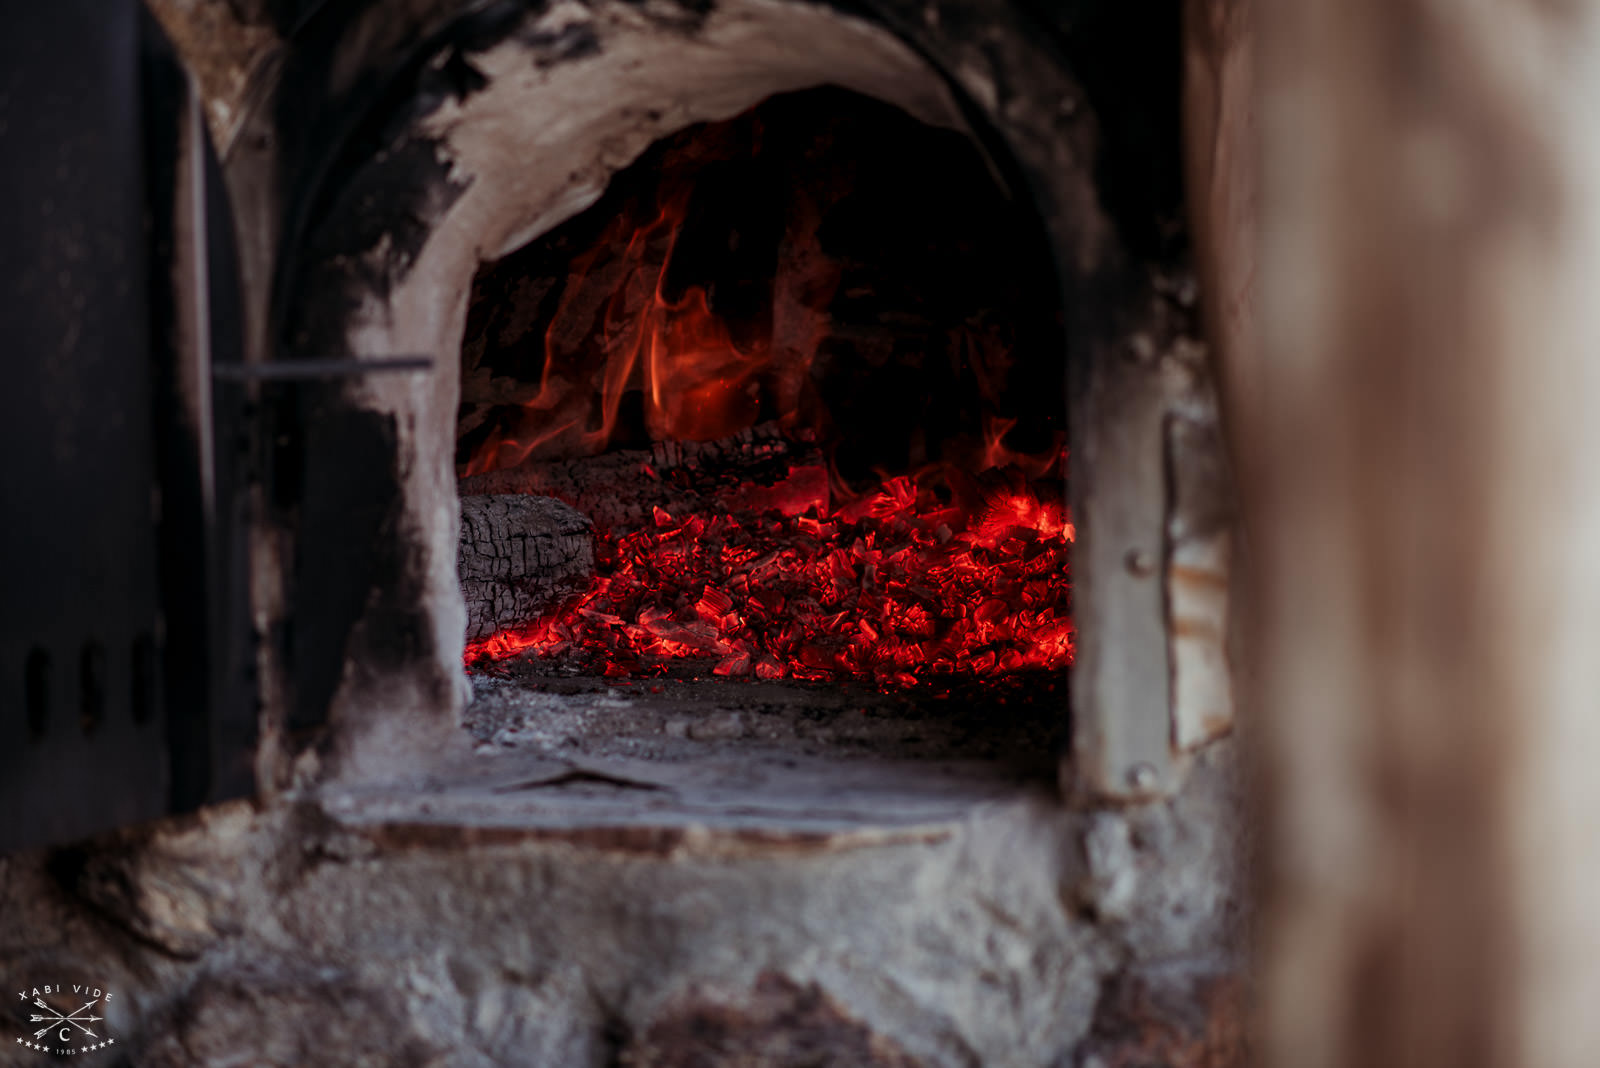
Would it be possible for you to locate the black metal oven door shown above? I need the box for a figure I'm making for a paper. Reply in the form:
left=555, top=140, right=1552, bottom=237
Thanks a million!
left=0, top=1, right=254, bottom=853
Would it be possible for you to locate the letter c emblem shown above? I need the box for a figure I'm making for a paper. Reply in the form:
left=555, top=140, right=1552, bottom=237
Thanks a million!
left=59, top=1027, right=69, bottom=1042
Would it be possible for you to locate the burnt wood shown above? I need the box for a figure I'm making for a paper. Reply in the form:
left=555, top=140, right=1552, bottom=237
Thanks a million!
left=458, top=425, right=828, bottom=531
left=459, top=495, right=595, bottom=641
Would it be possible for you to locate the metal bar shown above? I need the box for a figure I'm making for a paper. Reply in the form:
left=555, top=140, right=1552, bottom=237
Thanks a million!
left=1068, top=336, right=1178, bottom=802
left=213, top=356, right=434, bottom=381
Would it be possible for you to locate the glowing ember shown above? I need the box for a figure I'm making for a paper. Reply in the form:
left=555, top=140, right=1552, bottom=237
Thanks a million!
left=464, top=474, right=1074, bottom=688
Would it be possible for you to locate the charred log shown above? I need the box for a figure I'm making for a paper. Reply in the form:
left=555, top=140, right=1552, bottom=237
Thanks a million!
left=457, top=423, right=830, bottom=530
left=459, top=495, right=595, bottom=641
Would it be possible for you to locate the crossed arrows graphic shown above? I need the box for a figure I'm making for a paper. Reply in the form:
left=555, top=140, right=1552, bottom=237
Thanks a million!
left=29, top=997, right=101, bottom=1041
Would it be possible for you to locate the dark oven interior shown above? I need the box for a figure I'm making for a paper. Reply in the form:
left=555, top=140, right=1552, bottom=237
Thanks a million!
left=450, top=87, right=1072, bottom=762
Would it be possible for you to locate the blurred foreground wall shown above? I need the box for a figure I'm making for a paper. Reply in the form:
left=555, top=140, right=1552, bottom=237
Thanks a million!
left=1190, top=2, right=1600, bottom=1065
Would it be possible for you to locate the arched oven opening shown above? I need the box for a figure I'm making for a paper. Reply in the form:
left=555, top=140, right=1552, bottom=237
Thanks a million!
left=452, top=87, right=1072, bottom=777
left=251, top=0, right=1228, bottom=807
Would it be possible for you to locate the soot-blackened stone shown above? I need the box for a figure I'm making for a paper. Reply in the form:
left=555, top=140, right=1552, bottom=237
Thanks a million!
left=287, top=404, right=413, bottom=730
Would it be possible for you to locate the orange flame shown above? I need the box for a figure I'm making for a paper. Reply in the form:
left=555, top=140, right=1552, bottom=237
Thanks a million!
left=978, top=413, right=1065, bottom=480
left=461, top=122, right=1064, bottom=488
left=463, top=175, right=801, bottom=476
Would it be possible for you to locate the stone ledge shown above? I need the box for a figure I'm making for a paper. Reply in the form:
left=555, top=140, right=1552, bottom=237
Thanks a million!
left=1, top=741, right=1244, bottom=1066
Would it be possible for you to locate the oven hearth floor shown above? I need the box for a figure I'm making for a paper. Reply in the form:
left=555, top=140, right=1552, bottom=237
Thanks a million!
left=312, top=674, right=1063, bottom=835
